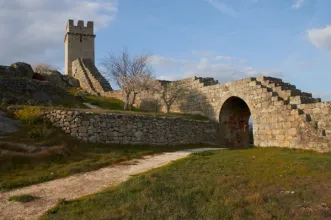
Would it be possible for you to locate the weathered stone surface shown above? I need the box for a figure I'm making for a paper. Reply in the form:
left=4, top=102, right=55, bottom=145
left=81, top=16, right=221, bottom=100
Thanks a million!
left=39, top=70, right=80, bottom=88
left=32, top=91, right=51, bottom=102
left=44, top=111, right=220, bottom=146
left=71, top=58, right=112, bottom=95
left=102, top=76, right=331, bottom=152
left=9, top=62, right=34, bottom=78
left=62, top=75, right=80, bottom=87
left=0, top=77, right=78, bottom=106
left=0, top=111, right=21, bottom=134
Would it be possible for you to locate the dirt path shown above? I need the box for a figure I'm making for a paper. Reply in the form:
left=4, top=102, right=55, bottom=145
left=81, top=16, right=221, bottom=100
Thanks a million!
left=0, top=148, right=224, bottom=220
left=82, top=102, right=100, bottom=109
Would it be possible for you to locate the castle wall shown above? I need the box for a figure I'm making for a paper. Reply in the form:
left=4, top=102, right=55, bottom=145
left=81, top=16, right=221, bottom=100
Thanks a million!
left=104, top=76, right=331, bottom=152
left=43, top=110, right=220, bottom=146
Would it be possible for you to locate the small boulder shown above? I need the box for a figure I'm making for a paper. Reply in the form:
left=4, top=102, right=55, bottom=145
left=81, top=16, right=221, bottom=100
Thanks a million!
left=62, top=75, right=80, bottom=87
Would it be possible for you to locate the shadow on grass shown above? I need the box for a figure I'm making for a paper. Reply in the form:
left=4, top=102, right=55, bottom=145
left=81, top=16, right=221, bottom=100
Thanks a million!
left=0, top=114, right=218, bottom=192
left=41, top=147, right=331, bottom=220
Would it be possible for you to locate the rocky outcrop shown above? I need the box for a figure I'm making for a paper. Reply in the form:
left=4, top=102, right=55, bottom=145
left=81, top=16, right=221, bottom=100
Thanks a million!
left=9, top=62, right=35, bottom=78
left=40, top=70, right=80, bottom=88
left=0, top=77, right=78, bottom=105
left=0, top=62, right=35, bottom=79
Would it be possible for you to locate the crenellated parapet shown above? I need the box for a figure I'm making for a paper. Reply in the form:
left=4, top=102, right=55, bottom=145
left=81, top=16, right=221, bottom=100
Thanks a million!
left=64, top=19, right=95, bottom=39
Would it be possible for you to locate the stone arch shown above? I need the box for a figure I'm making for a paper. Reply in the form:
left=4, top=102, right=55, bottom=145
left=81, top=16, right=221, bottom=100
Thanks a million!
left=217, top=93, right=254, bottom=148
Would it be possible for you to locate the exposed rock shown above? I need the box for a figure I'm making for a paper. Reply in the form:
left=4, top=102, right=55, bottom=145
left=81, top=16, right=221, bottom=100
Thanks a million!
left=32, top=91, right=51, bottom=102
left=0, top=78, right=78, bottom=106
left=51, top=95, right=63, bottom=103
left=39, top=70, right=66, bottom=87
left=0, top=65, right=11, bottom=77
left=40, top=70, right=80, bottom=88
left=9, top=62, right=35, bottom=78
left=0, top=111, right=21, bottom=135
left=62, top=75, right=80, bottom=87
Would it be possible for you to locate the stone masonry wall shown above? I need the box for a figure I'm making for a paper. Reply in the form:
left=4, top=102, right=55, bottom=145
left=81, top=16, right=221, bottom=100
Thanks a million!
left=43, top=110, right=220, bottom=146
left=105, top=75, right=331, bottom=152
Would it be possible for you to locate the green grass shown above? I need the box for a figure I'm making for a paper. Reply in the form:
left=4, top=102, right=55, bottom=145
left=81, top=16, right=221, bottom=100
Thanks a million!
left=66, top=88, right=210, bottom=121
left=42, top=148, right=331, bottom=220
left=8, top=194, right=40, bottom=203
left=79, top=95, right=210, bottom=121
left=0, top=116, right=213, bottom=192
left=83, top=95, right=127, bottom=110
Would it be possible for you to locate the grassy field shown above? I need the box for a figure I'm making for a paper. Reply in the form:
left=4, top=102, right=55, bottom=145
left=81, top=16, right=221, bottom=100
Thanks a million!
left=0, top=107, right=213, bottom=191
left=42, top=148, right=331, bottom=220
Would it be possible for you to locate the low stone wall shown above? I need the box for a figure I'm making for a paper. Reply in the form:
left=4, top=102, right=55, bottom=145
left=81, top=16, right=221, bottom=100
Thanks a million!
left=43, top=110, right=221, bottom=146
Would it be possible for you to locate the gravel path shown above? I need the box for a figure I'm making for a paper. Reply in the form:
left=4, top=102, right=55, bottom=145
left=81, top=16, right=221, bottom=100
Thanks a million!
left=0, top=148, right=224, bottom=220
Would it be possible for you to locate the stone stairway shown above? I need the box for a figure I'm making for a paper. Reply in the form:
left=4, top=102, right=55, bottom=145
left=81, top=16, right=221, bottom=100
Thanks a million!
left=254, top=76, right=328, bottom=141
left=76, top=59, right=98, bottom=94
left=256, top=76, right=321, bottom=105
left=81, top=59, right=112, bottom=93
left=197, top=77, right=219, bottom=86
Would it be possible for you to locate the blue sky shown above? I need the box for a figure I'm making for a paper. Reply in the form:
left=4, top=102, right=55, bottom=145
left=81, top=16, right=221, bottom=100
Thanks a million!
left=1, top=0, right=331, bottom=100
left=95, top=0, right=331, bottom=99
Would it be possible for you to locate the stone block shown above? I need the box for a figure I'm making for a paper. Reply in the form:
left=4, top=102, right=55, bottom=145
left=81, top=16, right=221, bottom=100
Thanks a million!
left=79, top=126, right=87, bottom=133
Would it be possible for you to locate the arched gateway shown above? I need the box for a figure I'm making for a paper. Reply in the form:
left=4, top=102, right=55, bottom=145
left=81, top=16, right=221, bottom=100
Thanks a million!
left=219, top=97, right=252, bottom=148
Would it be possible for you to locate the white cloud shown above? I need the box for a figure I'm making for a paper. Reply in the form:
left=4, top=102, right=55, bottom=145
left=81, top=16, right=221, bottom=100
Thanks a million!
left=0, top=0, right=118, bottom=70
left=215, top=56, right=235, bottom=61
left=151, top=55, right=282, bottom=83
left=308, top=26, right=331, bottom=52
left=204, top=0, right=238, bottom=17
left=292, top=0, right=305, bottom=9
left=191, top=50, right=214, bottom=57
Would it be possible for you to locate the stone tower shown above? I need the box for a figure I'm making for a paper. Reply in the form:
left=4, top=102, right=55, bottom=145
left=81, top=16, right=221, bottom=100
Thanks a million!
left=64, top=19, right=95, bottom=76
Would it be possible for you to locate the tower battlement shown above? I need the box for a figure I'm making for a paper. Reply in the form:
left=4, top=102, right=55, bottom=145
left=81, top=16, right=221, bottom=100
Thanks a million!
left=66, top=19, right=94, bottom=35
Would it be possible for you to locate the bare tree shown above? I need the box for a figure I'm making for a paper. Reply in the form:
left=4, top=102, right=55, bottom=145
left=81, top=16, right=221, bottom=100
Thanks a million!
left=33, top=63, right=54, bottom=74
left=101, top=49, right=155, bottom=111
left=159, top=81, right=186, bottom=113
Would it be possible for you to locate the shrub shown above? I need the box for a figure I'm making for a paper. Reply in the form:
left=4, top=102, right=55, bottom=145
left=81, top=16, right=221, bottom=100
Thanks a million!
left=14, top=106, right=42, bottom=125
left=28, top=122, right=53, bottom=140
